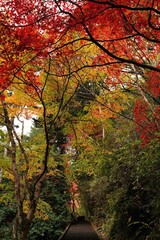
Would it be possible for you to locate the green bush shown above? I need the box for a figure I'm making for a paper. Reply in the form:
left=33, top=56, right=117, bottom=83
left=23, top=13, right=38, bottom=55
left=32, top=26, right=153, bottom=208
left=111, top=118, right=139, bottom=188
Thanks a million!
left=0, top=203, right=16, bottom=240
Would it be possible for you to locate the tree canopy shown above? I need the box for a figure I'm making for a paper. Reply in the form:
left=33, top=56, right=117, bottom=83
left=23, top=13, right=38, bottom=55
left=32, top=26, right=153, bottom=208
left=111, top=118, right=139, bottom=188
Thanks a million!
left=0, top=0, right=159, bottom=239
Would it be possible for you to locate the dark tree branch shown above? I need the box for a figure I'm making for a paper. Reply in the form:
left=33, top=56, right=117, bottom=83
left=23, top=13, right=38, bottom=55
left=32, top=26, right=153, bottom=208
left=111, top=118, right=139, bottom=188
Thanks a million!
left=84, top=26, right=160, bottom=72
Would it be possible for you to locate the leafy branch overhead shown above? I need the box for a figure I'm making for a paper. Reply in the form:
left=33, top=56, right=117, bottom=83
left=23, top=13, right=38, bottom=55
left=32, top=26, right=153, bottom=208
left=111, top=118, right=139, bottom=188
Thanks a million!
left=0, top=1, right=159, bottom=240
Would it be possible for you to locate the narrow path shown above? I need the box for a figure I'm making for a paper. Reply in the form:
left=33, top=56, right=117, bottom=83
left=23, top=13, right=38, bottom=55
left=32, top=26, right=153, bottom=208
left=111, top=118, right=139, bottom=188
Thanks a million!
left=61, top=220, right=100, bottom=240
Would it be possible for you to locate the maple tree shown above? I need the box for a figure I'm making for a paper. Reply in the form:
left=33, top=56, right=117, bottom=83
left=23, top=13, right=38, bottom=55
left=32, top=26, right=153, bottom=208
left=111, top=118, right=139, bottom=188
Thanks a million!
left=67, top=0, right=160, bottom=143
left=39, top=0, right=160, bottom=143
left=0, top=0, right=160, bottom=239
left=0, top=36, right=95, bottom=239
left=0, top=49, right=75, bottom=239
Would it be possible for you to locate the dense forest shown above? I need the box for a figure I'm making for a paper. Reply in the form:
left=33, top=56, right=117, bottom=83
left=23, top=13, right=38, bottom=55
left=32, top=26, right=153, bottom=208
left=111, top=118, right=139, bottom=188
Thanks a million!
left=0, top=0, right=159, bottom=239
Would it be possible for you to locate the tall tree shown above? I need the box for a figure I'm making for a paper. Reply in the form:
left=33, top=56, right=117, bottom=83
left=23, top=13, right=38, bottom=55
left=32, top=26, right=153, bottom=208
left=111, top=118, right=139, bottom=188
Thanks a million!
left=0, top=1, right=159, bottom=239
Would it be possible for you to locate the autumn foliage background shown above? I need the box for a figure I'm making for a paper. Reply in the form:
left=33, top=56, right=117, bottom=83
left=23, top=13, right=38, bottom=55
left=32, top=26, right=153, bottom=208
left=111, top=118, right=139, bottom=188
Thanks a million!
left=0, top=0, right=160, bottom=240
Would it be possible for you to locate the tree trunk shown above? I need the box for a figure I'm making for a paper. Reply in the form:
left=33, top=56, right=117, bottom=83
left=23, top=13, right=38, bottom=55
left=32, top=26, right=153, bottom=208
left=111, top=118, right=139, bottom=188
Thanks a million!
left=12, top=214, right=32, bottom=240
left=0, top=168, right=3, bottom=183
left=19, top=221, right=31, bottom=240
left=12, top=214, right=19, bottom=240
